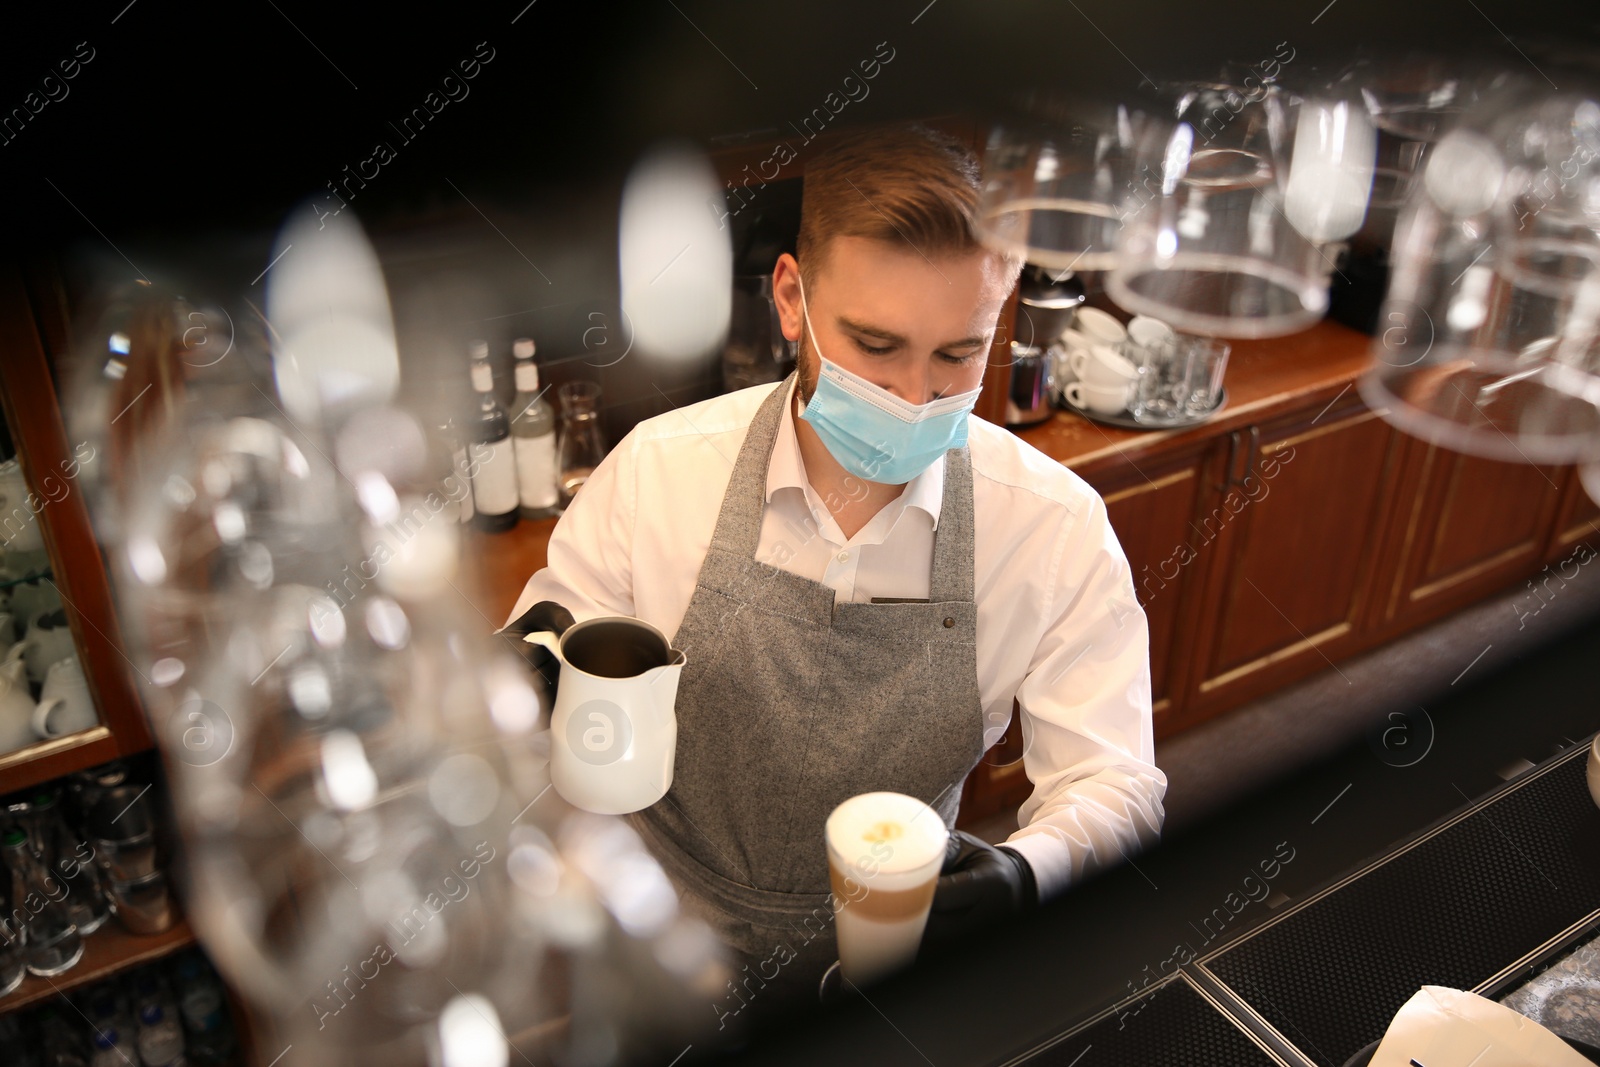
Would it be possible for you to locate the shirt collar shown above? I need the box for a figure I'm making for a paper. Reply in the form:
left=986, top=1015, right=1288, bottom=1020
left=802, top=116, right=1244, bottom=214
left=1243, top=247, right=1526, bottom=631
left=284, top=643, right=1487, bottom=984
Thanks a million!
left=766, top=376, right=946, bottom=530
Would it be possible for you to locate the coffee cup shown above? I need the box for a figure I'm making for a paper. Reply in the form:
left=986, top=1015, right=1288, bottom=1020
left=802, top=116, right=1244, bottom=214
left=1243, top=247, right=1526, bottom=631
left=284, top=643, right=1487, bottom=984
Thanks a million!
left=1069, top=344, right=1139, bottom=389
left=1127, top=315, right=1175, bottom=350
left=33, top=656, right=96, bottom=739
left=1072, top=306, right=1128, bottom=345
left=825, top=791, right=949, bottom=987
left=525, top=616, right=686, bottom=815
left=1065, top=380, right=1131, bottom=416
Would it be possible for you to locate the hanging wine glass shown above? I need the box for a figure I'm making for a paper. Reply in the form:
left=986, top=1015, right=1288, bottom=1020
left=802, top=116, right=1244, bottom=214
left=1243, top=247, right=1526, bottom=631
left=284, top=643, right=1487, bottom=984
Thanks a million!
left=976, top=94, right=1157, bottom=274
left=1359, top=74, right=1600, bottom=464
left=1108, top=75, right=1376, bottom=338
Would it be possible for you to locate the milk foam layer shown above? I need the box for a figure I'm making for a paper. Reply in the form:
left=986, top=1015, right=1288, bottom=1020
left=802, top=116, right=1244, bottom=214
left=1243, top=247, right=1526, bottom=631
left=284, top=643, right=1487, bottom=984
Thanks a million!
left=826, top=792, right=948, bottom=891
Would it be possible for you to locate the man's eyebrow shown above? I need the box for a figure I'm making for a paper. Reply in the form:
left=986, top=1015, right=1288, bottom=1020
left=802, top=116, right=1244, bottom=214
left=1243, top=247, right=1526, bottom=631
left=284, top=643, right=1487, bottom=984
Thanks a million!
left=836, top=316, right=987, bottom=350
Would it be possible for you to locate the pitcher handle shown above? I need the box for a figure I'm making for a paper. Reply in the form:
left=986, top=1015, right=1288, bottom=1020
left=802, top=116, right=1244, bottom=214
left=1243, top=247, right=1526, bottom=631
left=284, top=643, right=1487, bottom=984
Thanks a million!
left=32, top=696, right=63, bottom=738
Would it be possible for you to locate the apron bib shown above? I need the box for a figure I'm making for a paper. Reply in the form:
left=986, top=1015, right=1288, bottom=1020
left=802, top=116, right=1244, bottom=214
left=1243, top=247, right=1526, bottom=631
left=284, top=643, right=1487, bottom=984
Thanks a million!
left=631, top=375, right=984, bottom=1009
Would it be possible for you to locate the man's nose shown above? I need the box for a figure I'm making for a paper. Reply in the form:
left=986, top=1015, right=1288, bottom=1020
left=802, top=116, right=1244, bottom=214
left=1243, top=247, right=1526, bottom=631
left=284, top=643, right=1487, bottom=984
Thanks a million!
left=884, top=362, right=937, bottom=405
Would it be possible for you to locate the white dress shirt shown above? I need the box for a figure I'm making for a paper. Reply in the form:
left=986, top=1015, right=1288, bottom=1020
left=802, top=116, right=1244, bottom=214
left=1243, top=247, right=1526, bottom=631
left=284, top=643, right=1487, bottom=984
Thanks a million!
left=507, top=377, right=1168, bottom=899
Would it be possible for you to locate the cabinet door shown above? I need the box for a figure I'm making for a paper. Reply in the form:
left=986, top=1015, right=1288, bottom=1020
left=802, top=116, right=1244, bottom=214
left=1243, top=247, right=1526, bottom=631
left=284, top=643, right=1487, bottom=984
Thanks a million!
left=1375, top=440, right=1566, bottom=631
left=1095, top=442, right=1219, bottom=733
left=1184, top=399, right=1402, bottom=724
left=0, top=266, right=153, bottom=793
left=1546, top=468, right=1600, bottom=563
left=956, top=440, right=1218, bottom=825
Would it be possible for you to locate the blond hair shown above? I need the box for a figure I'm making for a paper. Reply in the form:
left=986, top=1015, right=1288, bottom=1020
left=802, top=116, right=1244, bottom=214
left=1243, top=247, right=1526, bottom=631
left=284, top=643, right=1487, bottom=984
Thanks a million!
left=796, top=125, right=1019, bottom=282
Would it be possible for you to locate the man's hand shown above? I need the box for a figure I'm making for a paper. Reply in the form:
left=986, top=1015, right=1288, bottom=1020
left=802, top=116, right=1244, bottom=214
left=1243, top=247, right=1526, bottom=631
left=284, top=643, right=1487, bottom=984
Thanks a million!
left=499, top=600, right=576, bottom=695
left=919, top=831, right=1038, bottom=958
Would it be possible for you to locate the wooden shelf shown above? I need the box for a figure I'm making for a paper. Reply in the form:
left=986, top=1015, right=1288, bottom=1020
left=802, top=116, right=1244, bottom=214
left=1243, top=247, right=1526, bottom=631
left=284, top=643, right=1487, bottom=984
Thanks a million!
left=0, top=916, right=196, bottom=1014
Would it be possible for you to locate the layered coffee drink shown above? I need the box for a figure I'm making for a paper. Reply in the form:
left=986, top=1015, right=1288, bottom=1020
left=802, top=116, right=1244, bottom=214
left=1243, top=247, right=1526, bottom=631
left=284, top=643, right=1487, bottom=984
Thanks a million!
left=825, top=791, right=949, bottom=986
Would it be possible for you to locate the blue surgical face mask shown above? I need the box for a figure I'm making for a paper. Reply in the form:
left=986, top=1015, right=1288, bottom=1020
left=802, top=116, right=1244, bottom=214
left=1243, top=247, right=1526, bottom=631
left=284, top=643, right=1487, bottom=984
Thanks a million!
left=795, top=274, right=983, bottom=484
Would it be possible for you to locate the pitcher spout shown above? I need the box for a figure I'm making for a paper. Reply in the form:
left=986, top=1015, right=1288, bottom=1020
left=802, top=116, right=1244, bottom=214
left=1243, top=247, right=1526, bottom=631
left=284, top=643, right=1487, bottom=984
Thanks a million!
left=522, top=630, right=565, bottom=663
left=644, top=651, right=686, bottom=703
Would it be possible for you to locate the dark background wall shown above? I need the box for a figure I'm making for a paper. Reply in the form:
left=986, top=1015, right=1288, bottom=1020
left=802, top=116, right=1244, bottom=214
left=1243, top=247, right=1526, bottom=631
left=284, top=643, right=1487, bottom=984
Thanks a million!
left=7, top=0, right=1600, bottom=246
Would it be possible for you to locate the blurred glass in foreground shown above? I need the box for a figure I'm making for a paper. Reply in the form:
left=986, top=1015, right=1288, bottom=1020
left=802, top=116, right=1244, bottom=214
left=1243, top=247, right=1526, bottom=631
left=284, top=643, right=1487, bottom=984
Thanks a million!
left=1360, top=72, right=1600, bottom=464
left=62, top=203, right=726, bottom=1067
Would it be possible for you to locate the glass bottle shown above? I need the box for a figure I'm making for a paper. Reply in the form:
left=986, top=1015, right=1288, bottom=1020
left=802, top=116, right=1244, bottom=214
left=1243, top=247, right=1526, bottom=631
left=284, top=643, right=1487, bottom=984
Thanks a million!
left=556, top=381, right=607, bottom=508
left=136, top=1002, right=186, bottom=1067
left=2, top=829, right=83, bottom=977
left=89, top=1026, right=136, bottom=1067
left=0, top=868, right=24, bottom=996
left=32, top=793, right=109, bottom=935
left=467, top=340, right=519, bottom=533
left=509, top=338, right=560, bottom=519
left=89, top=987, right=134, bottom=1052
left=175, top=950, right=235, bottom=1066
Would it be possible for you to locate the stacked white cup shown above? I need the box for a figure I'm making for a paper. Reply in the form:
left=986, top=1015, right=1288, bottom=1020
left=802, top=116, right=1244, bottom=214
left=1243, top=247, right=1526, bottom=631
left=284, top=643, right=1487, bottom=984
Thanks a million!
left=1061, top=308, right=1137, bottom=414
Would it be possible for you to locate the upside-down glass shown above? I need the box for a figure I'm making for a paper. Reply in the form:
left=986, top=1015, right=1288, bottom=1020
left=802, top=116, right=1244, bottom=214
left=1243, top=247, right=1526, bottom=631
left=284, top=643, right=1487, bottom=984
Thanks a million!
left=1126, top=337, right=1183, bottom=423
left=977, top=97, right=1156, bottom=273
left=1181, top=338, right=1232, bottom=416
left=1126, top=336, right=1231, bottom=424
left=1337, top=54, right=1480, bottom=255
left=1109, top=81, right=1376, bottom=338
left=1359, top=77, right=1600, bottom=463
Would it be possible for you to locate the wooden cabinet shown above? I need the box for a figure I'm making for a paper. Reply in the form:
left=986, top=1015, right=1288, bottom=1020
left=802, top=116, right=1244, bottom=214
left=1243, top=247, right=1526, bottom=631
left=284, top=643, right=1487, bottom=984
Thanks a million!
left=1017, top=323, right=1600, bottom=758
left=1097, top=440, right=1220, bottom=728
left=0, top=269, right=262, bottom=1062
left=1547, top=468, right=1600, bottom=562
left=1375, top=441, right=1567, bottom=632
left=0, top=266, right=153, bottom=790
left=1182, top=399, right=1403, bottom=725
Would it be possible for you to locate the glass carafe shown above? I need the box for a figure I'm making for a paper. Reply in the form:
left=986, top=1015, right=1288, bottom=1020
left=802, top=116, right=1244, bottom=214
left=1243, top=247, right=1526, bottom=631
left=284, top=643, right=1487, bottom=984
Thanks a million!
left=2, top=829, right=83, bottom=976
left=34, top=793, right=109, bottom=936
left=556, top=381, right=607, bottom=508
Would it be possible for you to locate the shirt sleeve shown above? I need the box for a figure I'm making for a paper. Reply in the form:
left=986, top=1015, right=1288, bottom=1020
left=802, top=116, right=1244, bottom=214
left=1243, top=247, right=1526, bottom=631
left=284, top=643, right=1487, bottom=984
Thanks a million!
left=1002, top=493, right=1168, bottom=900
left=500, top=428, right=639, bottom=630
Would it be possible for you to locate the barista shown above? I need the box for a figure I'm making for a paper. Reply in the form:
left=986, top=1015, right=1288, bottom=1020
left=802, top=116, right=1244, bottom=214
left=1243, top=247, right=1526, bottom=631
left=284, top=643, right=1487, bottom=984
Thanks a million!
left=506, top=125, right=1167, bottom=1011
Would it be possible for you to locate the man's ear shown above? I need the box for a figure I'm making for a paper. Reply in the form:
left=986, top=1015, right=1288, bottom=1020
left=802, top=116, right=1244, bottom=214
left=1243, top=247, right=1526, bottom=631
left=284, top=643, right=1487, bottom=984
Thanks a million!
left=772, top=253, right=806, bottom=343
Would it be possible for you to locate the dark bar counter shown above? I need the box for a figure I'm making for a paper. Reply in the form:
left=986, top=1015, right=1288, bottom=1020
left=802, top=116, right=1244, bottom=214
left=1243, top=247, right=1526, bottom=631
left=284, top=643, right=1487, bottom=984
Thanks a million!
left=703, top=613, right=1600, bottom=1067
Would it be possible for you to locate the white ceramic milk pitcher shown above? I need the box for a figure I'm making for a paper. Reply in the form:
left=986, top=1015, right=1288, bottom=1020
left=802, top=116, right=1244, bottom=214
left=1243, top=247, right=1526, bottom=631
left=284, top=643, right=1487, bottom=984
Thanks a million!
left=0, top=645, right=35, bottom=754
left=525, top=616, right=686, bottom=815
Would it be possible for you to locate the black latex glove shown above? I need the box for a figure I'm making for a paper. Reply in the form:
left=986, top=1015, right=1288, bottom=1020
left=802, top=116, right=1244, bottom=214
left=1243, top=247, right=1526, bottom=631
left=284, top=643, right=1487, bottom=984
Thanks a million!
left=919, top=830, right=1038, bottom=957
left=498, top=600, right=575, bottom=695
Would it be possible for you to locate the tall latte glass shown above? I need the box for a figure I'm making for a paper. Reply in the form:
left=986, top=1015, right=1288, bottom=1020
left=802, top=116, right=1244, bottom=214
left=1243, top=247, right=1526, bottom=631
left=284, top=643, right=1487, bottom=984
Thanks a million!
left=825, top=792, right=949, bottom=986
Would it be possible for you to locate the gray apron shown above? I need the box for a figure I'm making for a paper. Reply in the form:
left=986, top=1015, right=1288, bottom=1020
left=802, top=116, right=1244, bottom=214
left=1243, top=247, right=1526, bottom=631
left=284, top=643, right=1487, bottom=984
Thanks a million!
left=630, top=375, right=984, bottom=1012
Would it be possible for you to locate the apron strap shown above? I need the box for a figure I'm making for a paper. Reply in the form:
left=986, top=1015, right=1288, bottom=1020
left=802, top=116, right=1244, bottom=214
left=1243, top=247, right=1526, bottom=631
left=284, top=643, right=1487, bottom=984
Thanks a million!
left=929, top=442, right=975, bottom=604
left=706, top=375, right=794, bottom=559
left=709, top=373, right=977, bottom=604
